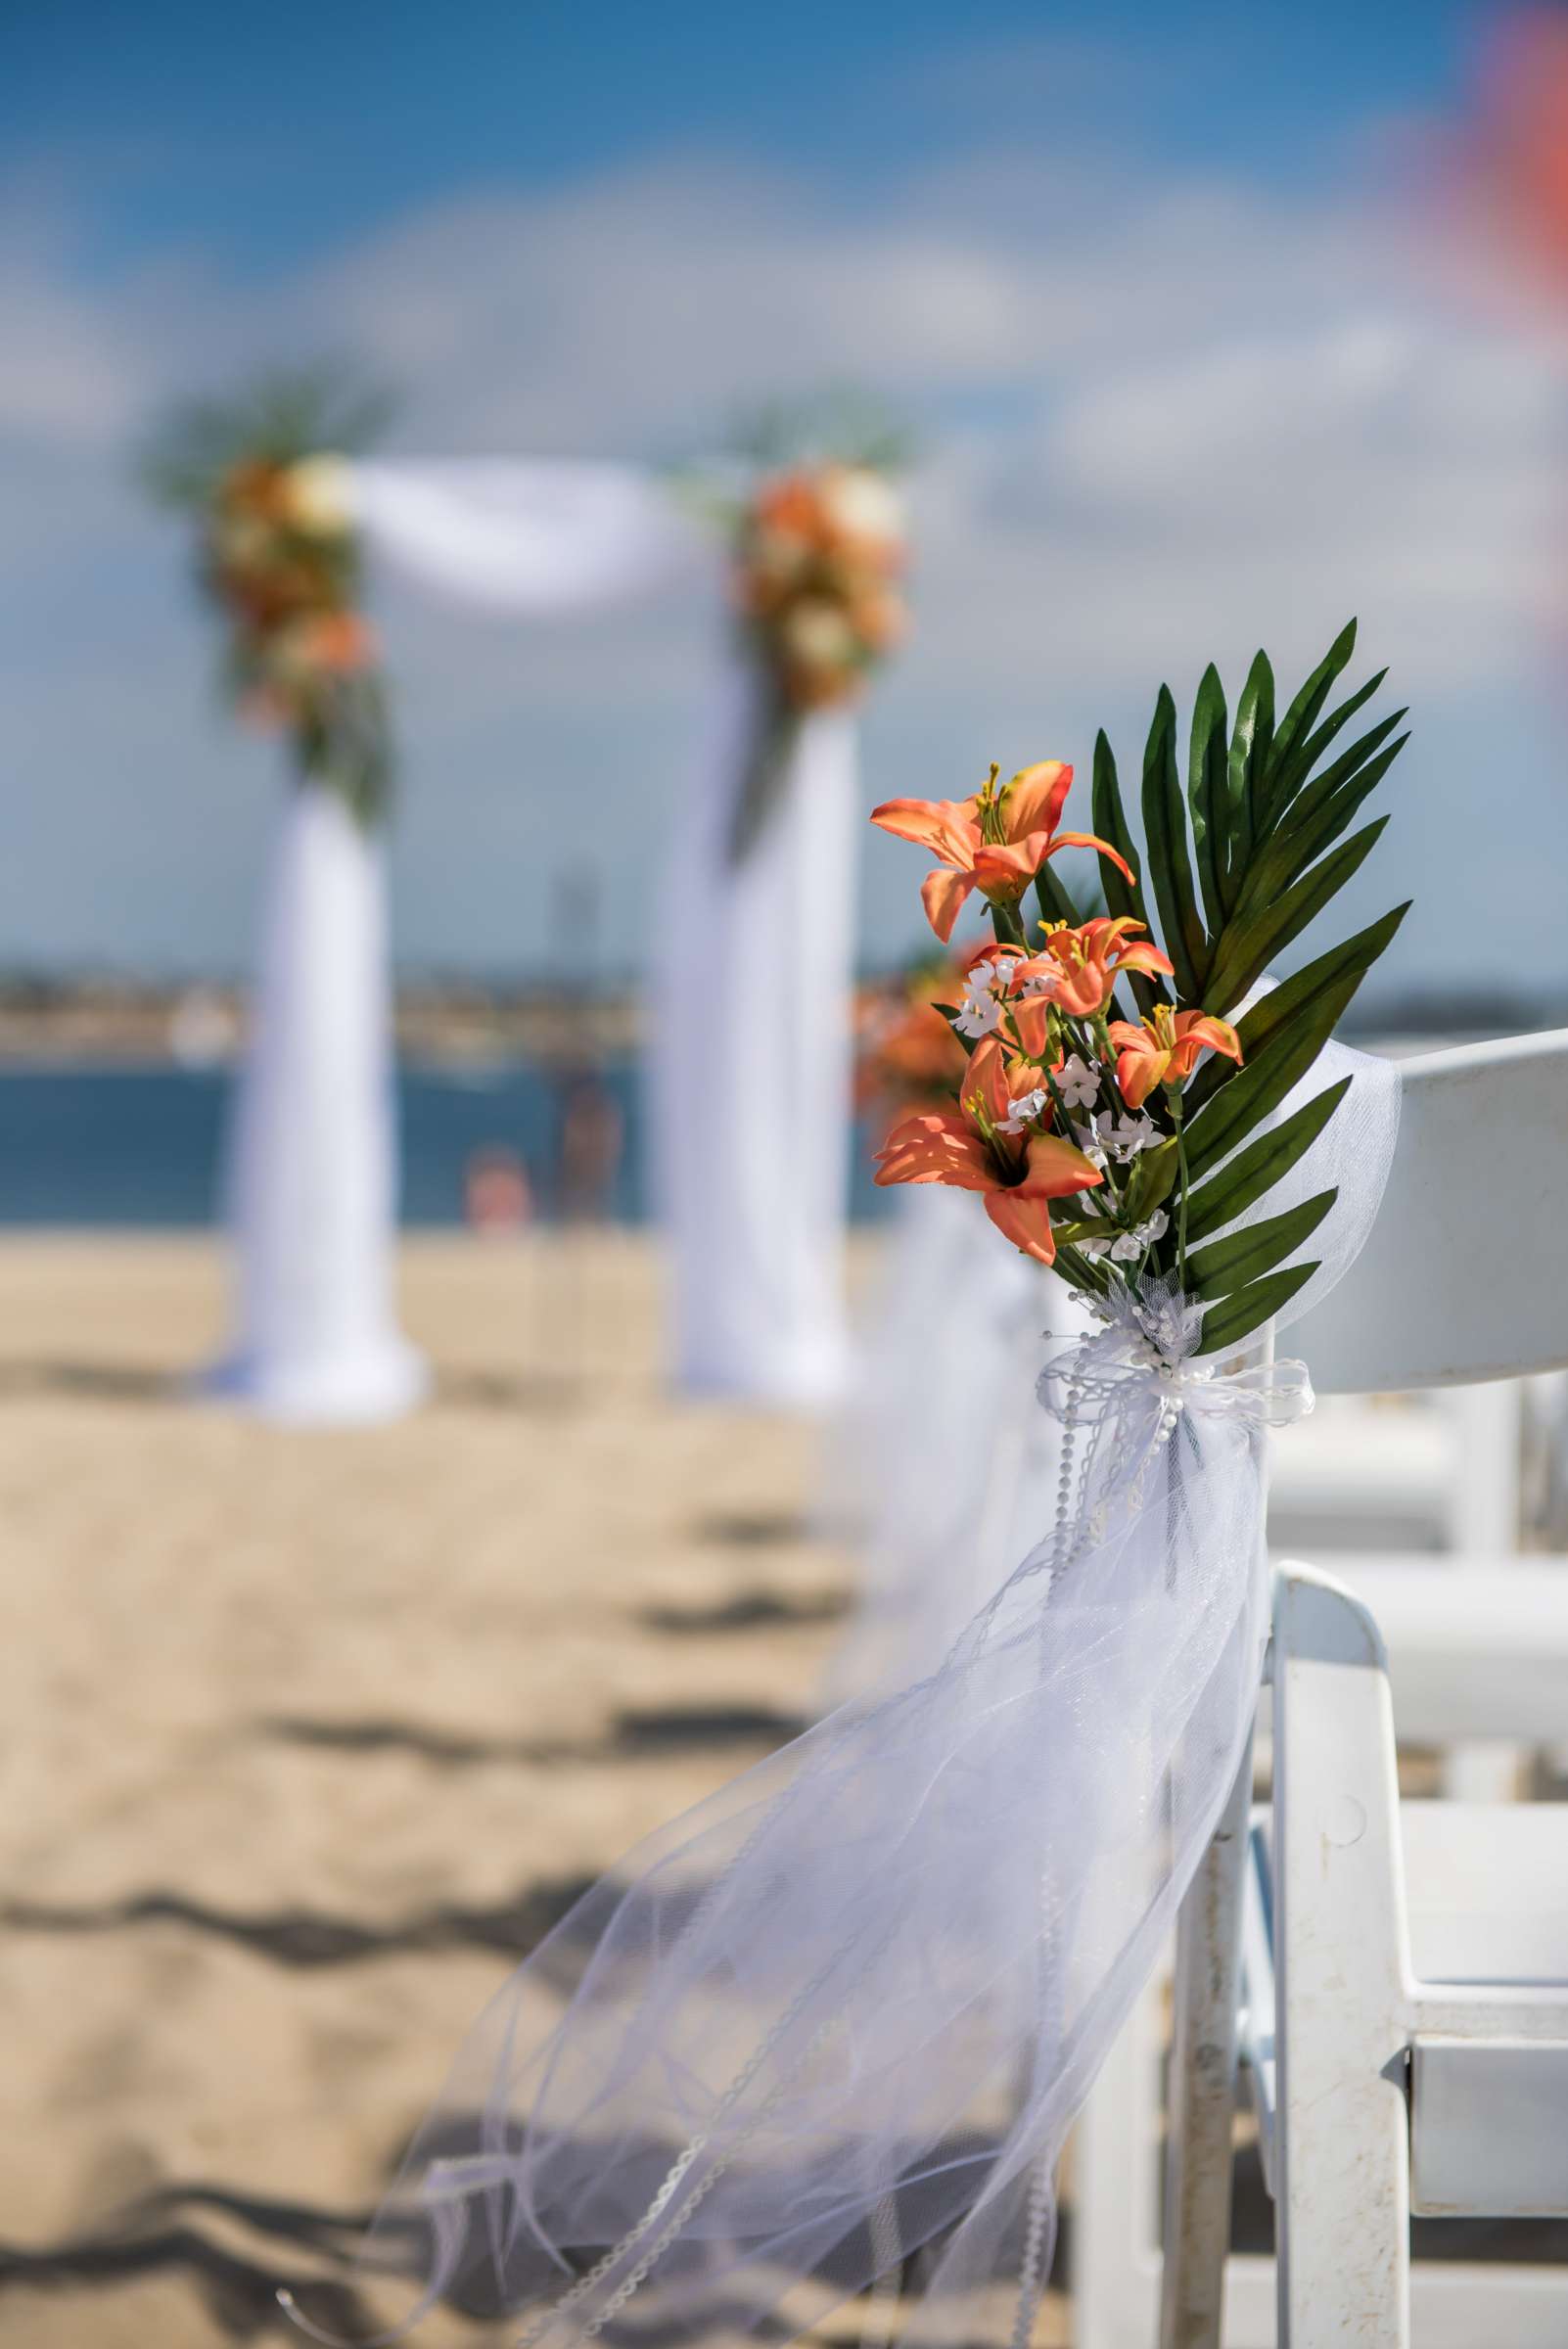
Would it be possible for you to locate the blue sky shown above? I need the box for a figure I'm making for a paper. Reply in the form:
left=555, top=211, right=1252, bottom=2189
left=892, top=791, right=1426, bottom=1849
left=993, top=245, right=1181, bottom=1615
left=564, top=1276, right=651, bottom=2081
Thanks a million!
left=8, top=0, right=1477, bottom=260
left=4, top=0, right=1565, bottom=999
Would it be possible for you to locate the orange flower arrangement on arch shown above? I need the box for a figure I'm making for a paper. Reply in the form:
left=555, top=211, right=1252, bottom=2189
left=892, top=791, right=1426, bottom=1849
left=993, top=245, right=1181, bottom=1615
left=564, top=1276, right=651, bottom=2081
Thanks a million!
left=724, top=421, right=909, bottom=865
left=146, top=367, right=394, bottom=826
left=869, top=624, right=1410, bottom=1355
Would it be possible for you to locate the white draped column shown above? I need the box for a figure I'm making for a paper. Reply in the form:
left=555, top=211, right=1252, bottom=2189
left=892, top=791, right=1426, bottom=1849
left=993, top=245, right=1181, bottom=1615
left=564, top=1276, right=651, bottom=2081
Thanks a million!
left=196, top=460, right=703, bottom=1426
left=203, top=785, right=427, bottom=1424
left=652, top=657, right=857, bottom=1407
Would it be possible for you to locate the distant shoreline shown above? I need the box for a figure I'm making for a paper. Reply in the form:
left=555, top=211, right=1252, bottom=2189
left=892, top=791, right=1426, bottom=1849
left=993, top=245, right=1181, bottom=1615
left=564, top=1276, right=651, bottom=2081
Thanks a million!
left=0, top=980, right=641, bottom=1069
left=0, top=977, right=1552, bottom=1069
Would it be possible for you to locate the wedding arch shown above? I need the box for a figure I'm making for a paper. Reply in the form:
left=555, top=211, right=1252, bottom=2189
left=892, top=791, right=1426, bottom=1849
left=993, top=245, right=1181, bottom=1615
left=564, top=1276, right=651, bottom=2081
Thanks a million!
left=155, top=392, right=906, bottom=1420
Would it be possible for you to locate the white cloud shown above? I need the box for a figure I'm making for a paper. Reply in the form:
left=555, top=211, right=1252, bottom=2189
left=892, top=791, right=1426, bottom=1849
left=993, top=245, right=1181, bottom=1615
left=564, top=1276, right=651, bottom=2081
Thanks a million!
left=1, top=115, right=1565, bottom=985
left=905, top=311, right=1562, bottom=698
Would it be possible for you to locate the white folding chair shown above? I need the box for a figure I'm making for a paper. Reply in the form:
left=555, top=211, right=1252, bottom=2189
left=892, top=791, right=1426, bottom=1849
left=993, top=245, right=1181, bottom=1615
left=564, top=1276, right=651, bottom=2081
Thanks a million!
left=1071, top=1566, right=1568, bottom=2349
left=1242, top=1563, right=1568, bottom=2348
left=1157, top=1027, right=1568, bottom=2349
left=1075, top=1031, right=1568, bottom=2349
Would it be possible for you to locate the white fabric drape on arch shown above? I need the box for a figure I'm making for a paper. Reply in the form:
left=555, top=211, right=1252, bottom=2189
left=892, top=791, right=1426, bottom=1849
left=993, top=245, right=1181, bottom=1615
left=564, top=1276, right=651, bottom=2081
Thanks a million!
left=651, top=654, right=858, bottom=1405
left=342, top=458, right=860, bottom=1408
left=204, top=785, right=427, bottom=1423
left=346, top=460, right=700, bottom=613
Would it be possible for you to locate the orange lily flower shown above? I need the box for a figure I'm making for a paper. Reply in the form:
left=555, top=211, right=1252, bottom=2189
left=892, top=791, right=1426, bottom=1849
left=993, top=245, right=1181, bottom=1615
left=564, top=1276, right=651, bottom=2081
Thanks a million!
left=290, top=611, right=377, bottom=672
left=872, top=761, right=1133, bottom=943
left=1005, top=917, right=1176, bottom=1045
left=1109, top=1006, right=1243, bottom=1109
left=957, top=938, right=1035, bottom=986
left=872, top=1036, right=1102, bottom=1265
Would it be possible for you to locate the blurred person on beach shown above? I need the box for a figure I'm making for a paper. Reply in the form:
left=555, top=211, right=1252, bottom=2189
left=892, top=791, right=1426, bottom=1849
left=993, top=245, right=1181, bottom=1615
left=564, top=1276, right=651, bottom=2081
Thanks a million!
left=530, top=1064, right=625, bottom=1391
left=464, top=1146, right=533, bottom=1237
left=556, top=1064, right=624, bottom=1226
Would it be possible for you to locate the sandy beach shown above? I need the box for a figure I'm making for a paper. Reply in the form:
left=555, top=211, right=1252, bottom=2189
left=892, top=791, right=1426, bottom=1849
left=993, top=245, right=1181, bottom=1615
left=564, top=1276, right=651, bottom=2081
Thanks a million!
left=3, top=1233, right=1029, bottom=2347
left=11, top=1232, right=1535, bottom=2346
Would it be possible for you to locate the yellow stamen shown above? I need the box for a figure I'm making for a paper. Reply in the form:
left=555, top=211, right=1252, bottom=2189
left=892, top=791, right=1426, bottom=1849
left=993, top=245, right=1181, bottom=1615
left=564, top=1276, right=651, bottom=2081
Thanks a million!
left=977, top=762, right=1006, bottom=845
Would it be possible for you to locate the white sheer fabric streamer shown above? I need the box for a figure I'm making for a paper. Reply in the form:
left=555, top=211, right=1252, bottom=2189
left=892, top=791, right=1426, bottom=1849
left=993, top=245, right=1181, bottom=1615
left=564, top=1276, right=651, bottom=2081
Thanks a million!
left=284, top=1057, right=1399, bottom=2348
left=650, top=656, right=857, bottom=1406
left=204, top=786, right=427, bottom=1423
left=1237, top=1033, right=1403, bottom=1335
left=345, top=462, right=700, bottom=613
left=823, top=1189, right=1098, bottom=1703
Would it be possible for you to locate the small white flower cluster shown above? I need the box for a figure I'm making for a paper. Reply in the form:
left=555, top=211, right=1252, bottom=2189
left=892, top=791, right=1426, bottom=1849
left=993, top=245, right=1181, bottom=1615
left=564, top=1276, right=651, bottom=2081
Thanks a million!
left=1127, top=1273, right=1207, bottom=1366
left=781, top=601, right=859, bottom=667
left=279, top=454, right=354, bottom=538
left=997, top=1085, right=1051, bottom=1134
left=817, top=465, right=905, bottom=550
left=1081, top=1208, right=1170, bottom=1266
left=952, top=952, right=1059, bottom=1040
left=1055, top=1053, right=1100, bottom=1110
left=1075, top=1108, right=1158, bottom=1169
left=952, top=973, right=1003, bottom=1038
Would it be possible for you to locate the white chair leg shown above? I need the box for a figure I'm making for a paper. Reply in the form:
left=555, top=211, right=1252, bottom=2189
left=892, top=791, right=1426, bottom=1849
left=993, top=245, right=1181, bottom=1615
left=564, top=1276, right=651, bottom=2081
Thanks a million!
left=1072, top=1969, right=1165, bottom=2348
left=1272, top=1567, right=1410, bottom=2349
left=1444, top=1382, right=1526, bottom=1800
left=1158, top=1729, right=1253, bottom=2349
left=1445, top=1380, right=1520, bottom=1553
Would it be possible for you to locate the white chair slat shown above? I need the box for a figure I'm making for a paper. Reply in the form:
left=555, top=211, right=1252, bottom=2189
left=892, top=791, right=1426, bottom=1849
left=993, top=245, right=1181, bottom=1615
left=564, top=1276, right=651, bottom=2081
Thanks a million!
left=1269, top=1565, right=1413, bottom=2347
left=1291, top=1028, right=1568, bottom=1394
left=1326, top=1561, right=1568, bottom=1747
left=1403, top=1804, right=1568, bottom=1983
left=1411, top=2040, right=1568, bottom=2217
left=1237, top=1817, right=1277, bottom=2199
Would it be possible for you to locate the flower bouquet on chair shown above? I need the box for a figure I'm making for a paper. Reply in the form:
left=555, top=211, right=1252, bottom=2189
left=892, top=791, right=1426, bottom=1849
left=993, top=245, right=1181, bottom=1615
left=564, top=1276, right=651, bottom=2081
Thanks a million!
left=281, top=626, right=1408, bottom=2345
left=872, top=620, right=1409, bottom=1354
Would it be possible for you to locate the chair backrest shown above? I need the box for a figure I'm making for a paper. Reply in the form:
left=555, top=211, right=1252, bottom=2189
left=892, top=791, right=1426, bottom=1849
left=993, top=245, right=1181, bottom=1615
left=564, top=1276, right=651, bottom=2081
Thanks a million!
left=1290, top=1028, right=1568, bottom=1395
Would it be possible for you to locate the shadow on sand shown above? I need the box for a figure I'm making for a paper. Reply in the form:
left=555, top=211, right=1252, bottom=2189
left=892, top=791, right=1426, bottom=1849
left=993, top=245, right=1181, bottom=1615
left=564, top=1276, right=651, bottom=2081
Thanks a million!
left=259, top=1701, right=807, bottom=1770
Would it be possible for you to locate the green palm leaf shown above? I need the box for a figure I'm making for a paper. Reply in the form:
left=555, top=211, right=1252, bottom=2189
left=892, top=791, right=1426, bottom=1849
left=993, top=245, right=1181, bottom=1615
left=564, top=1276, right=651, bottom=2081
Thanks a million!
left=1182, top=1077, right=1352, bottom=1246
left=1141, top=682, right=1206, bottom=1000
left=1196, top=1261, right=1320, bottom=1357
left=1186, top=1189, right=1336, bottom=1303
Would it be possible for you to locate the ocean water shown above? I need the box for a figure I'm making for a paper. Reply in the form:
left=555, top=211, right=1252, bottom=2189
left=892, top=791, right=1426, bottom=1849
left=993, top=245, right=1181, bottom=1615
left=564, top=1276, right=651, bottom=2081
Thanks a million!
left=0, top=1064, right=890, bottom=1228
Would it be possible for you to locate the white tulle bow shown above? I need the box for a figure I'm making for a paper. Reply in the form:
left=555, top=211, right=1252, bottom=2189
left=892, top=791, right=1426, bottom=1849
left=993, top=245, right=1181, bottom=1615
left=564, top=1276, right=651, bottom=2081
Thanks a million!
left=1038, top=1273, right=1315, bottom=1448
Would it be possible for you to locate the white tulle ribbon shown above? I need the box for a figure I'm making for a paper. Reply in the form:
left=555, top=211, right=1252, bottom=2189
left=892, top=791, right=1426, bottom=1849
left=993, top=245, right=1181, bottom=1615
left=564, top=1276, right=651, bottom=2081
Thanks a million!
left=282, top=1042, right=1400, bottom=2349
left=1040, top=1275, right=1314, bottom=1440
